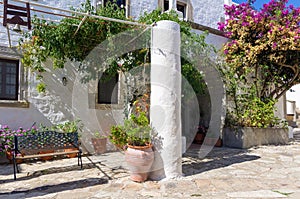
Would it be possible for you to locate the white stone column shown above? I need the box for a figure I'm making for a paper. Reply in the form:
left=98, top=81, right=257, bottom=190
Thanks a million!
left=169, top=0, right=177, bottom=10
left=150, top=20, right=182, bottom=180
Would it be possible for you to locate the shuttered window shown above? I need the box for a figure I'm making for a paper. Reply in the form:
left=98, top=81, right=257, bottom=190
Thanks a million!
left=98, top=72, right=119, bottom=104
left=0, top=58, right=19, bottom=100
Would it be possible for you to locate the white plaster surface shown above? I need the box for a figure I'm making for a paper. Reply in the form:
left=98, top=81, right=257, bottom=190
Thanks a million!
left=150, top=20, right=182, bottom=180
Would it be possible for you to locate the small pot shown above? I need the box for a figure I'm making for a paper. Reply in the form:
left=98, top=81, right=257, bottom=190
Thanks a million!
left=91, top=137, right=107, bottom=155
left=194, top=133, right=206, bottom=144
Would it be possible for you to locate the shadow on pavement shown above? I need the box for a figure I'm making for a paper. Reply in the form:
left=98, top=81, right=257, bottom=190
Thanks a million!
left=0, top=161, right=109, bottom=184
left=0, top=178, right=108, bottom=197
left=183, top=145, right=260, bottom=176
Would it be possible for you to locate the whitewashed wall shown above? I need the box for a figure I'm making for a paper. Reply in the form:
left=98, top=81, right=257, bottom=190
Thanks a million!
left=129, top=0, right=227, bottom=29
left=190, top=0, right=225, bottom=29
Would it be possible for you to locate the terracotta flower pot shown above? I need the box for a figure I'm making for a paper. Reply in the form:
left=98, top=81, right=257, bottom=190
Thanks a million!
left=38, top=150, right=54, bottom=161
left=194, top=133, right=206, bottom=144
left=91, top=138, right=107, bottom=155
left=125, top=144, right=154, bottom=182
left=6, top=151, right=23, bottom=163
left=64, top=148, right=78, bottom=158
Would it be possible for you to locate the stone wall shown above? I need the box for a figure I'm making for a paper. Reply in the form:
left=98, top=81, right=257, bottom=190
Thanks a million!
left=223, top=127, right=289, bottom=149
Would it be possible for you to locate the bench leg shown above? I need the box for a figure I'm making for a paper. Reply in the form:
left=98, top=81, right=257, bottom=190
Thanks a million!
left=78, top=151, right=83, bottom=169
left=12, top=155, right=18, bottom=180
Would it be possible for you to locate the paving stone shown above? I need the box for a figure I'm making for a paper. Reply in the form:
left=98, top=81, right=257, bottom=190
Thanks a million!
left=0, top=142, right=299, bottom=198
left=226, top=190, right=287, bottom=198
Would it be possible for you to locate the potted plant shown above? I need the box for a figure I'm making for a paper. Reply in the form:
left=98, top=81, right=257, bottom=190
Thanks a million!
left=193, top=119, right=207, bottom=145
left=91, top=131, right=107, bottom=155
left=109, top=95, right=154, bottom=182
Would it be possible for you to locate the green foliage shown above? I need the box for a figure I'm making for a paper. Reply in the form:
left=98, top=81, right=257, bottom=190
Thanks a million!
left=225, top=96, right=285, bottom=128
left=19, top=0, right=130, bottom=90
left=109, top=125, right=128, bottom=149
left=20, top=3, right=212, bottom=98
left=94, top=131, right=107, bottom=138
left=40, top=119, right=83, bottom=133
left=181, top=63, right=206, bottom=96
left=36, top=82, right=46, bottom=93
left=109, top=95, right=152, bottom=149
left=109, top=112, right=151, bottom=149
left=124, top=112, right=151, bottom=146
left=218, top=58, right=286, bottom=128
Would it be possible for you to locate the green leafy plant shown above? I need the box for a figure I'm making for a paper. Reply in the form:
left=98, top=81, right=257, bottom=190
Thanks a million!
left=109, top=125, right=127, bottom=149
left=53, top=120, right=83, bottom=133
left=109, top=110, right=152, bottom=149
left=123, top=111, right=151, bottom=146
left=36, top=82, right=46, bottom=93
left=94, top=131, right=107, bottom=138
left=109, top=94, right=152, bottom=149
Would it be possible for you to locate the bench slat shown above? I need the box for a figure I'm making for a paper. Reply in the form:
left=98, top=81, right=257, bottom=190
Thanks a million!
left=16, top=150, right=80, bottom=159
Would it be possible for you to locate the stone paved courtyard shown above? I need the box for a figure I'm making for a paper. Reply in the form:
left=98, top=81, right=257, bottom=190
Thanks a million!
left=0, top=140, right=300, bottom=199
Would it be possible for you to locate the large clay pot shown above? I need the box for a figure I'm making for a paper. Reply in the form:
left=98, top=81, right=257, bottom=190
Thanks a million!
left=125, top=144, right=154, bottom=182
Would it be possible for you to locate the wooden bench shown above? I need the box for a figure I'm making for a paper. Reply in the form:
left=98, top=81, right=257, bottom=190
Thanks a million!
left=12, top=131, right=83, bottom=180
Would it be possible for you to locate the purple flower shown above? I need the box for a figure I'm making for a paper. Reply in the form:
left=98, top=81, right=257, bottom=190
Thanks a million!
left=218, top=22, right=226, bottom=31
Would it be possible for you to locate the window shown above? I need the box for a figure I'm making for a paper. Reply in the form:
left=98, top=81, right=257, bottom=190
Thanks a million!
left=98, top=72, right=119, bottom=104
left=163, top=0, right=190, bottom=20
left=95, top=0, right=127, bottom=17
left=0, top=58, right=19, bottom=100
left=104, top=0, right=126, bottom=8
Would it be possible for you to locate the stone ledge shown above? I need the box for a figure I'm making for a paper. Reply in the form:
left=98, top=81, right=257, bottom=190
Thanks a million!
left=0, top=100, right=30, bottom=108
left=223, top=127, right=289, bottom=149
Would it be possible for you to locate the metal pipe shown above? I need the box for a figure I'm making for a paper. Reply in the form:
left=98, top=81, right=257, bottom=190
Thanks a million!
left=11, top=0, right=149, bottom=27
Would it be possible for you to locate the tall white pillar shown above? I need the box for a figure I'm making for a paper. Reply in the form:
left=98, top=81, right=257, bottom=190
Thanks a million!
left=169, top=0, right=177, bottom=10
left=150, top=20, right=182, bottom=180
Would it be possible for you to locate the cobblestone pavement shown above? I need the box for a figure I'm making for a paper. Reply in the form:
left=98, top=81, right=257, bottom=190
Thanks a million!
left=0, top=140, right=300, bottom=199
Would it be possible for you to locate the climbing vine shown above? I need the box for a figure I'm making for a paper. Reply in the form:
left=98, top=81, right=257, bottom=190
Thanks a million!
left=19, top=0, right=131, bottom=91
left=19, top=0, right=213, bottom=97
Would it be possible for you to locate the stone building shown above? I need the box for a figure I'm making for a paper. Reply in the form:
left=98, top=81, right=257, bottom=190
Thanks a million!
left=0, top=0, right=233, bottom=153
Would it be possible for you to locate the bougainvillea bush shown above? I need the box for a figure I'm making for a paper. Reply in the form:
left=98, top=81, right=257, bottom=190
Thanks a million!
left=218, top=0, right=299, bottom=127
